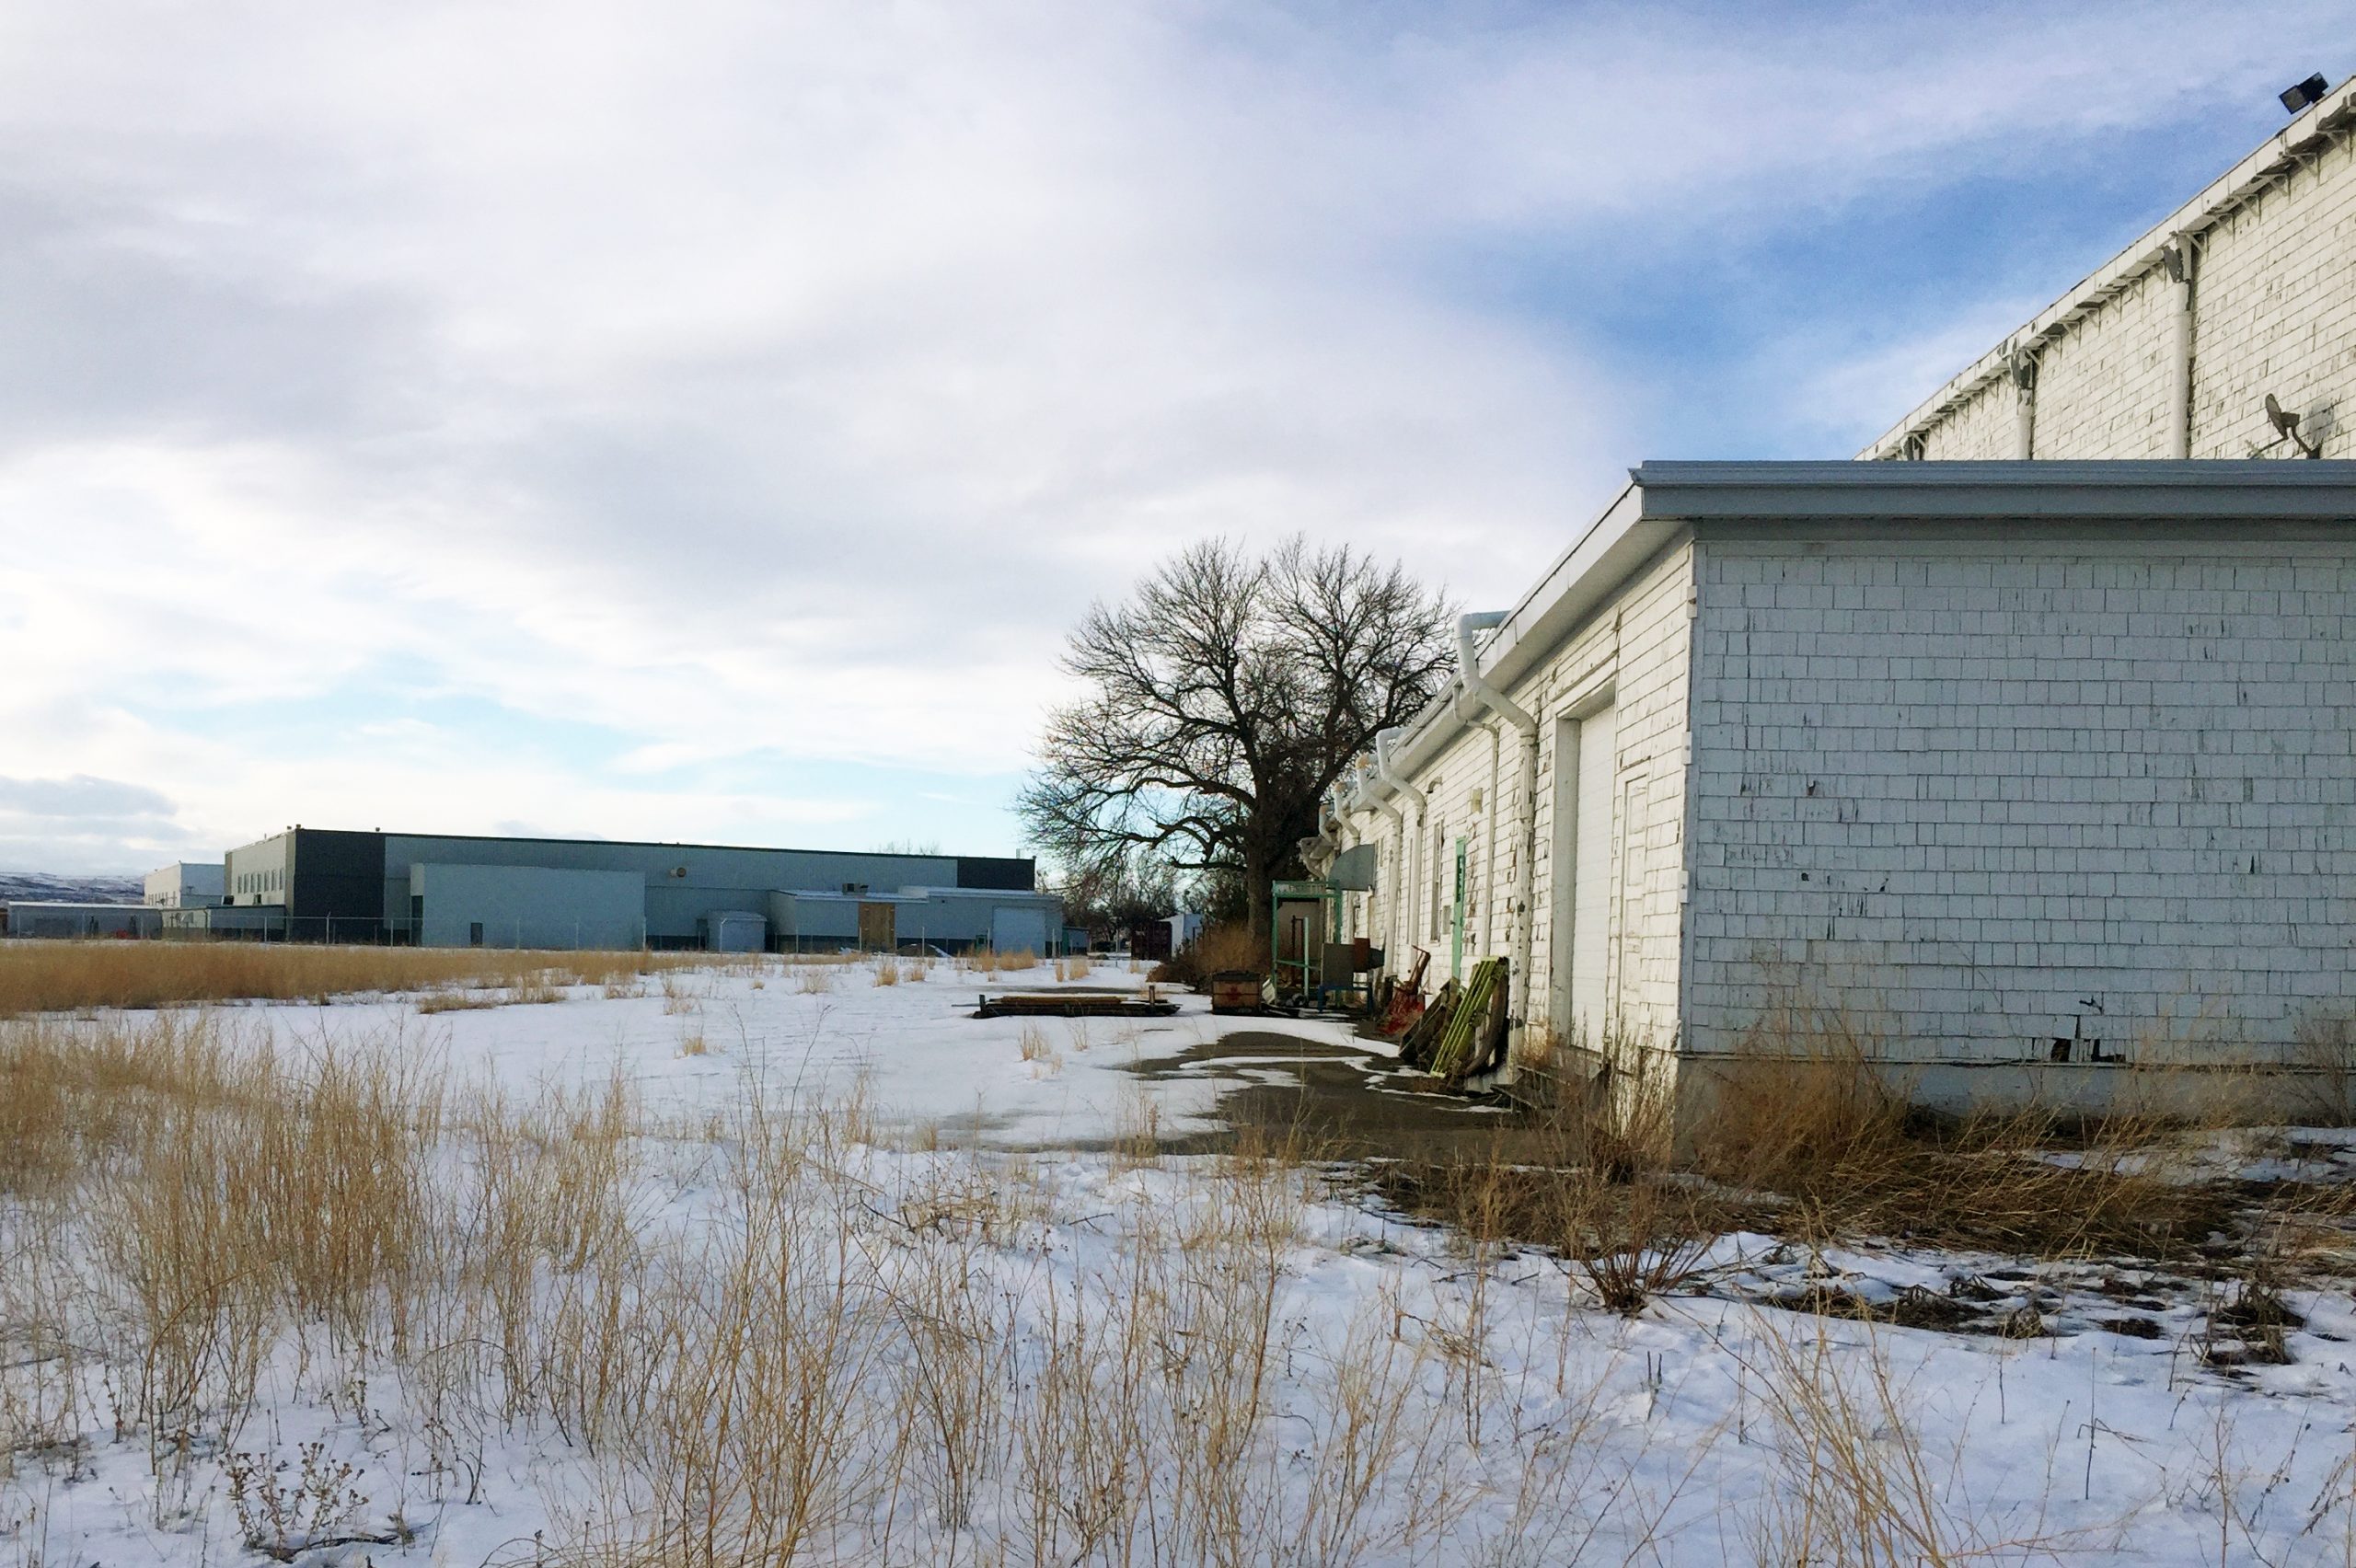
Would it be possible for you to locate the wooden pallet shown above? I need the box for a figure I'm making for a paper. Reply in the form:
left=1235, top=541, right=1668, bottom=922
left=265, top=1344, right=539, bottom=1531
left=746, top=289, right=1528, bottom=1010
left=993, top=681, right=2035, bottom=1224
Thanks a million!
left=971, top=993, right=1181, bottom=1020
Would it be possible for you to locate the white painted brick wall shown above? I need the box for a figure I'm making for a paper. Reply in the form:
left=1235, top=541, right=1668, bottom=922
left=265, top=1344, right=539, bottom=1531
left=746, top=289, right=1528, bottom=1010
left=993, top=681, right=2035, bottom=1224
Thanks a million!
left=2033, top=264, right=2177, bottom=457
left=1919, top=375, right=2016, bottom=460
left=1883, top=124, right=2356, bottom=461
left=1345, top=543, right=1695, bottom=1045
left=2191, top=134, right=2356, bottom=458
left=1688, top=535, right=2356, bottom=1062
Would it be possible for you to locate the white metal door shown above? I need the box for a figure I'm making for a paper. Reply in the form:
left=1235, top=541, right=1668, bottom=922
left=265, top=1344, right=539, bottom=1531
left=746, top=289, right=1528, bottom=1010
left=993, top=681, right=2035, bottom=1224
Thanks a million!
left=1612, top=772, right=1649, bottom=1032
left=1566, top=704, right=1616, bottom=1044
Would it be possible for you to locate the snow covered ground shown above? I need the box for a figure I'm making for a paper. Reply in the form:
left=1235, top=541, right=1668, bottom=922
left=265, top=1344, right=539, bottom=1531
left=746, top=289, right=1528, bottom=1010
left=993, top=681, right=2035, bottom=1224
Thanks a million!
left=10, top=954, right=2356, bottom=1565
left=200, top=956, right=1371, bottom=1146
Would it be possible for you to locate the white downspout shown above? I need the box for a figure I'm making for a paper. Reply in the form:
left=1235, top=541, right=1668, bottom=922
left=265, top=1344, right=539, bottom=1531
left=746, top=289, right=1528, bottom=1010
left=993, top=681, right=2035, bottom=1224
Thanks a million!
left=2012, top=347, right=2038, bottom=460
left=1481, top=723, right=1501, bottom=957
left=2165, top=236, right=2194, bottom=459
left=1372, top=726, right=1425, bottom=974
left=1351, top=767, right=1406, bottom=968
left=1454, top=612, right=1540, bottom=1064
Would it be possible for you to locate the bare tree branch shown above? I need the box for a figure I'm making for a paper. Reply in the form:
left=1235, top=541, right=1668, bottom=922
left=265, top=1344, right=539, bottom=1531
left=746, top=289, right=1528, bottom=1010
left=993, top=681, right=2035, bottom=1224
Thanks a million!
left=1021, top=535, right=1454, bottom=942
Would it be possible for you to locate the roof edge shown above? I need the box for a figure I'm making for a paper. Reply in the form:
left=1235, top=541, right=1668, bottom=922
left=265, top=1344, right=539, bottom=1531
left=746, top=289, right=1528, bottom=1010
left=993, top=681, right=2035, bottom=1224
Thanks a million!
left=1637, top=459, right=2356, bottom=519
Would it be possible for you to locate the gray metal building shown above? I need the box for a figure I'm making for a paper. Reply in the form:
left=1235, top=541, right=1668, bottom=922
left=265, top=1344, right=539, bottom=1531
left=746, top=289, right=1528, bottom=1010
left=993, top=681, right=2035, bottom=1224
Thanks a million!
left=209, top=827, right=1060, bottom=951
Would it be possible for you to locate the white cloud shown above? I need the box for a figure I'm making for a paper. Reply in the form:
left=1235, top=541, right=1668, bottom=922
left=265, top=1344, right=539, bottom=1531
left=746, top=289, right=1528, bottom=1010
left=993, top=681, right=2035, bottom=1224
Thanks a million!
left=1, top=0, right=2342, bottom=867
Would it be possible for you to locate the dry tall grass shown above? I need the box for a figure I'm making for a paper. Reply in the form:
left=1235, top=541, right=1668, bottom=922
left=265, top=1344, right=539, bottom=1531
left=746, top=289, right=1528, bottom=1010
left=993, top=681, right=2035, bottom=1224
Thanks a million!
left=1383, top=1012, right=2251, bottom=1287
left=0, top=941, right=711, bottom=1017
left=1686, top=1015, right=2223, bottom=1258
left=4, top=1004, right=2334, bottom=1564
left=959, top=948, right=1040, bottom=977
left=0, top=1011, right=1503, bottom=1561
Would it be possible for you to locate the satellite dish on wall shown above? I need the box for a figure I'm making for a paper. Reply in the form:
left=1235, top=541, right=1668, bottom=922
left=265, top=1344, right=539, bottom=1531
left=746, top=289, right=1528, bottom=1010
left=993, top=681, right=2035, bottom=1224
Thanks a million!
left=2263, top=393, right=2323, bottom=457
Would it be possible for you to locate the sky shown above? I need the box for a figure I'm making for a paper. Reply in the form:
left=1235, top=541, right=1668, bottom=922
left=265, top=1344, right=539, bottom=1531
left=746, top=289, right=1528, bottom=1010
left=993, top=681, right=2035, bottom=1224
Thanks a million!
left=0, top=0, right=2345, bottom=873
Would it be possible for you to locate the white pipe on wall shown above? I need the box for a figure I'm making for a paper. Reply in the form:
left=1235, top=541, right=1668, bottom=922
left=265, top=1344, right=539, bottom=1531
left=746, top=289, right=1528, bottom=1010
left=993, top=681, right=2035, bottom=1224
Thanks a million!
left=1453, top=612, right=1541, bottom=1064
left=2166, top=236, right=2194, bottom=459
left=1371, top=727, right=1426, bottom=973
left=2012, top=347, right=2038, bottom=460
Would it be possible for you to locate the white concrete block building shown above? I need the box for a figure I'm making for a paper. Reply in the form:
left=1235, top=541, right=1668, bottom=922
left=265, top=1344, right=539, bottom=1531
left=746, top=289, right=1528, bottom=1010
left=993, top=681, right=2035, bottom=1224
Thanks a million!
left=142, top=861, right=225, bottom=907
left=1337, top=462, right=2356, bottom=1114
left=1865, top=76, right=2356, bottom=464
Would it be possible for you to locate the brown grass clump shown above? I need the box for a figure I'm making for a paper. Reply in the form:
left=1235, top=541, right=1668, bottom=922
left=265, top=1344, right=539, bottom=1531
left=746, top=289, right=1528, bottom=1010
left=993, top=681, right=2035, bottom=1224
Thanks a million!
left=417, top=978, right=569, bottom=1014
left=1686, top=1016, right=2220, bottom=1259
left=1148, top=922, right=1261, bottom=986
left=1371, top=1012, right=2239, bottom=1283
left=415, top=991, right=501, bottom=1014
left=0, top=942, right=710, bottom=1018
left=872, top=956, right=901, bottom=986
left=961, top=948, right=1041, bottom=977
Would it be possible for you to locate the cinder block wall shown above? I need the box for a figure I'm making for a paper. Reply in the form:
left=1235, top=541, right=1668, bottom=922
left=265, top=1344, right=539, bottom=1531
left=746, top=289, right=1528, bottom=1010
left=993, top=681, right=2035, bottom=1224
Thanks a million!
left=1687, top=532, right=2356, bottom=1065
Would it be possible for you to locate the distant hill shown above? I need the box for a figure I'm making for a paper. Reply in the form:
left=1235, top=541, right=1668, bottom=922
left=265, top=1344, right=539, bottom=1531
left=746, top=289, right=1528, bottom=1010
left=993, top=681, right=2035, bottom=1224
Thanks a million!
left=0, top=871, right=144, bottom=905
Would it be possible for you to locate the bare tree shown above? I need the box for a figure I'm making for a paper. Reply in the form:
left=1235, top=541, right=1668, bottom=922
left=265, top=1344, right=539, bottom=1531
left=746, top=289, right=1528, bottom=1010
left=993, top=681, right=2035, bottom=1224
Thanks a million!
left=1021, top=536, right=1454, bottom=950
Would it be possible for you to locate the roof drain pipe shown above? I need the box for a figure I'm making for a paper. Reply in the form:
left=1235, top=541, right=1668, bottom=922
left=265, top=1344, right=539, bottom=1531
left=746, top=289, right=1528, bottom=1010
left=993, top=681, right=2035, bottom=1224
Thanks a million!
left=1371, top=726, right=1425, bottom=977
left=1298, top=789, right=1343, bottom=879
left=2164, top=236, right=2194, bottom=459
left=1455, top=611, right=1540, bottom=1077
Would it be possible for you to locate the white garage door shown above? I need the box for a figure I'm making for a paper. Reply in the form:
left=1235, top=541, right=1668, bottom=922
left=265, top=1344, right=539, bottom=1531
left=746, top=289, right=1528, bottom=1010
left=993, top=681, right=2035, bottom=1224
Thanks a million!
left=1563, top=704, right=1616, bottom=1044
left=990, top=905, right=1049, bottom=955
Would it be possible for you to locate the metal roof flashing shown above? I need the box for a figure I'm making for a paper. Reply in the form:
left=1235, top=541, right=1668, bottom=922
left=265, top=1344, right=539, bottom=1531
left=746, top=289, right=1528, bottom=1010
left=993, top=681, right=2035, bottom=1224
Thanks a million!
left=1633, top=460, right=2356, bottom=520
left=1354, top=461, right=2356, bottom=806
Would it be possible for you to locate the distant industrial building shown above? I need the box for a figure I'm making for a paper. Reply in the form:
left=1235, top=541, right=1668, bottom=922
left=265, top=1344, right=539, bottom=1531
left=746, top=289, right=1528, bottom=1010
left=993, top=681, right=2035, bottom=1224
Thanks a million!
left=168, top=826, right=1064, bottom=951
left=144, top=861, right=225, bottom=907
left=2, top=903, right=164, bottom=940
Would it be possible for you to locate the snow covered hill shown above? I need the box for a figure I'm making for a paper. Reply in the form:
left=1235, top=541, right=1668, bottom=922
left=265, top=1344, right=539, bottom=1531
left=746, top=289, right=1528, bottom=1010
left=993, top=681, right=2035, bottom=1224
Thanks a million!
left=0, top=870, right=143, bottom=904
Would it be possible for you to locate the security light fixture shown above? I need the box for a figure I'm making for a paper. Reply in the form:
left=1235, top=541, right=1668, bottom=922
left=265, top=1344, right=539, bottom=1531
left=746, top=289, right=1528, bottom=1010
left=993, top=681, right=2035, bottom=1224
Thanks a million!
left=2281, top=73, right=2329, bottom=113
left=2263, top=392, right=2323, bottom=457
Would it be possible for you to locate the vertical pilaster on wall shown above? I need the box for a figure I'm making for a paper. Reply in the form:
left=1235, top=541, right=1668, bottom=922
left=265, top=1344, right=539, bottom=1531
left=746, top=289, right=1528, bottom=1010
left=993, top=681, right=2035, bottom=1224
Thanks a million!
left=2164, top=236, right=2195, bottom=459
left=2011, top=347, right=2039, bottom=459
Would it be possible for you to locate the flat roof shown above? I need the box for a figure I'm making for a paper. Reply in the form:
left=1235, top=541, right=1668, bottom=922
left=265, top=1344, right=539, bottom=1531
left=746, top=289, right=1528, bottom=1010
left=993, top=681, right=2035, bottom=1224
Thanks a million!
left=1632, top=459, right=2356, bottom=520
left=237, top=826, right=1029, bottom=866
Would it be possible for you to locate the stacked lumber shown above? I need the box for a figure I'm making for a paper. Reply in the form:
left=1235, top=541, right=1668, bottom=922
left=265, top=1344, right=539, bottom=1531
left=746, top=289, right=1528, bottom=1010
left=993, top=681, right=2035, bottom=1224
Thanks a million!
left=1426, top=957, right=1509, bottom=1084
left=1394, top=978, right=1455, bottom=1070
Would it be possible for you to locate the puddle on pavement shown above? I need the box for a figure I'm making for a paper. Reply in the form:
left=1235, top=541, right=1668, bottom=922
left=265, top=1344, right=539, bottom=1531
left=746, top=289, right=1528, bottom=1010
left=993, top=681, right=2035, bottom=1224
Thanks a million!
left=1135, top=1028, right=1547, bottom=1159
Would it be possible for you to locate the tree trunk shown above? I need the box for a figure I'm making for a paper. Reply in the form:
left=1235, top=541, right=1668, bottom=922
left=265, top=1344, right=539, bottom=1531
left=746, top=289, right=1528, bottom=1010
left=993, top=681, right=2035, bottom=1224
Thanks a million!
left=1243, top=845, right=1275, bottom=966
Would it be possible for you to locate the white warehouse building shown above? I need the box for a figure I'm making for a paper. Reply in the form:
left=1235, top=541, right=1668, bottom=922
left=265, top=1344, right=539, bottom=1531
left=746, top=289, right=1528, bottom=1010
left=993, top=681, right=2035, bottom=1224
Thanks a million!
left=1334, top=461, right=2355, bottom=1118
